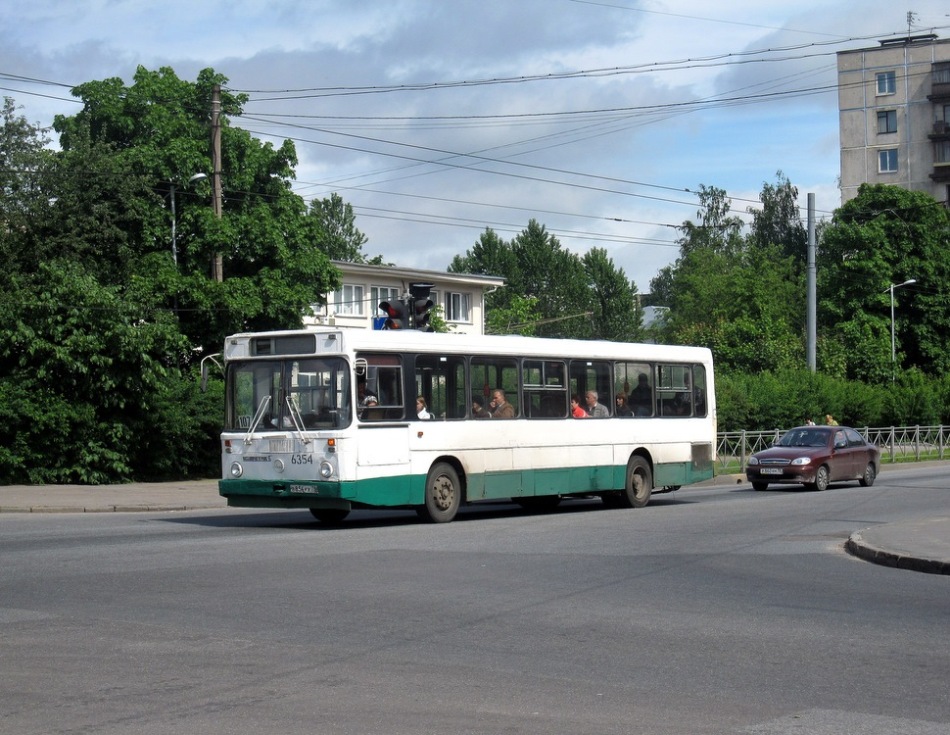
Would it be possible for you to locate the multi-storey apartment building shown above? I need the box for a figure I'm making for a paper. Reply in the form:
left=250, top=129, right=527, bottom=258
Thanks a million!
left=837, top=34, right=950, bottom=204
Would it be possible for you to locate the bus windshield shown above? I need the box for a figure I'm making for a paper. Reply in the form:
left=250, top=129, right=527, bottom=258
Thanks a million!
left=225, top=356, right=351, bottom=431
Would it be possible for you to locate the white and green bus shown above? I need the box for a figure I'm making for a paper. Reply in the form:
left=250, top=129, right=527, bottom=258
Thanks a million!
left=217, top=329, right=716, bottom=523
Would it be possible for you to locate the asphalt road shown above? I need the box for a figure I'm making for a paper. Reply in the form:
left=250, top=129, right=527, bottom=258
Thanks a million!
left=1, top=465, right=948, bottom=734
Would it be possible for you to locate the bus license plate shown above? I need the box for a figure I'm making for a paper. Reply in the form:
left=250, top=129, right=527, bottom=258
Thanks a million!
left=761, top=468, right=783, bottom=475
left=290, top=485, right=319, bottom=494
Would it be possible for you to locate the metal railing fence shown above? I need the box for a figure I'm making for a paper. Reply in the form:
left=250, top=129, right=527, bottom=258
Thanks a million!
left=715, top=425, right=949, bottom=475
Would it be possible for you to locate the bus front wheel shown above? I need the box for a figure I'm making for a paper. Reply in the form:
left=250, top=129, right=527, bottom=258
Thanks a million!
left=419, top=462, right=461, bottom=523
left=622, top=456, right=652, bottom=508
left=309, top=507, right=350, bottom=524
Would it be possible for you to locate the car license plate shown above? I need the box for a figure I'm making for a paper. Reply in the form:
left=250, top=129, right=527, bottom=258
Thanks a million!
left=761, top=468, right=783, bottom=475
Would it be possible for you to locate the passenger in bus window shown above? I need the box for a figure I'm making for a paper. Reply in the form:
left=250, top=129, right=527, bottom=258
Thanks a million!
left=629, top=373, right=653, bottom=416
left=472, top=396, right=490, bottom=419
left=359, top=395, right=378, bottom=419
left=585, top=390, right=609, bottom=418
left=571, top=396, right=588, bottom=418
left=416, top=396, right=431, bottom=420
left=615, top=393, right=633, bottom=417
left=490, top=389, right=515, bottom=419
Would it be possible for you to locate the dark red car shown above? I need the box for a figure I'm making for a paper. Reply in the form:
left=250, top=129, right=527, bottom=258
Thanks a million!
left=745, top=425, right=881, bottom=492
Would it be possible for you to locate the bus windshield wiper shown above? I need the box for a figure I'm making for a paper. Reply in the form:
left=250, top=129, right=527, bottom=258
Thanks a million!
left=285, top=395, right=312, bottom=445
left=244, top=396, right=272, bottom=443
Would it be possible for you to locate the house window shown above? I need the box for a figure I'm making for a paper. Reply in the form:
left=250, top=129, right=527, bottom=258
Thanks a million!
left=445, top=291, right=472, bottom=322
left=876, top=71, right=896, bottom=95
left=877, top=110, right=897, bottom=134
left=878, top=149, right=898, bottom=173
left=371, top=285, right=401, bottom=315
left=936, top=141, right=950, bottom=164
left=332, top=284, right=365, bottom=315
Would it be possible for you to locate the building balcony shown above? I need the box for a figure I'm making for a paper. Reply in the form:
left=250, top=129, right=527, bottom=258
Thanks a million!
left=930, top=120, right=950, bottom=138
left=928, top=81, right=950, bottom=101
left=930, top=162, right=950, bottom=182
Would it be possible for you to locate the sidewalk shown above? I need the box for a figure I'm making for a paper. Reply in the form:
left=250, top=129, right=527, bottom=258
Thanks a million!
left=0, top=480, right=225, bottom=514
left=0, top=477, right=947, bottom=575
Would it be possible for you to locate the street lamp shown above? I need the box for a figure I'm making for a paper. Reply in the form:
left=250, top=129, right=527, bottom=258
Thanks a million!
left=887, top=278, right=916, bottom=371
left=169, top=173, right=207, bottom=266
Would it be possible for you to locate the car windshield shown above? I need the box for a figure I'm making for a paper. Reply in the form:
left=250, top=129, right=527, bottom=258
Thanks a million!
left=776, top=428, right=828, bottom=448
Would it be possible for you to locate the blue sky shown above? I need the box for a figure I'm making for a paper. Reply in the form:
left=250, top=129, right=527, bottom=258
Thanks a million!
left=2, top=1, right=949, bottom=291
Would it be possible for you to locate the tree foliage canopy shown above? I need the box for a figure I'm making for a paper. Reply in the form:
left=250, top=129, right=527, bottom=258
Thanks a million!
left=449, top=222, right=640, bottom=340
left=0, top=68, right=373, bottom=483
left=818, top=184, right=950, bottom=380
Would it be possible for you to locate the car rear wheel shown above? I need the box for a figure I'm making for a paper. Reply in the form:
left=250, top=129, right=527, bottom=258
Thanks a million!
left=859, top=462, right=876, bottom=487
left=807, top=465, right=830, bottom=492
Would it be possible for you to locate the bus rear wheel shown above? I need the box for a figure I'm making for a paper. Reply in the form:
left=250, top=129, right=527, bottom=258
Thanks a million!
left=419, top=462, right=461, bottom=523
left=622, top=456, right=652, bottom=508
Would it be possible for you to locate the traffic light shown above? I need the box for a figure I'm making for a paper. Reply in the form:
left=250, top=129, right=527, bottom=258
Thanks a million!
left=378, top=300, right=408, bottom=330
left=409, top=282, right=434, bottom=332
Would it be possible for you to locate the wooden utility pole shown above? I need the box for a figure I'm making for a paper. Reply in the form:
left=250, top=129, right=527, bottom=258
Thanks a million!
left=211, top=84, right=224, bottom=282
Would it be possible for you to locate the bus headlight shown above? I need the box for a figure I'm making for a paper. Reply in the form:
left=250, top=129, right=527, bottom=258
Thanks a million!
left=320, top=460, right=334, bottom=479
left=230, top=462, right=244, bottom=478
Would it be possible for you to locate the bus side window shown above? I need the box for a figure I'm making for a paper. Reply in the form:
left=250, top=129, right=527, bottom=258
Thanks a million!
left=692, top=365, right=707, bottom=417
left=415, top=354, right=466, bottom=420
left=617, top=362, right=653, bottom=417
left=656, top=364, right=698, bottom=417
left=523, top=360, right=567, bottom=419
left=569, top=359, right=612, bottom=416
left=471, top=356, right=519, bottom=418
left=356, top=354, right=404, bottom=421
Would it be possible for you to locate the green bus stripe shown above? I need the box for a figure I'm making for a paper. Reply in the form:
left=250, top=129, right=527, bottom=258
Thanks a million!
left=220, top=460, right=712, bottom=508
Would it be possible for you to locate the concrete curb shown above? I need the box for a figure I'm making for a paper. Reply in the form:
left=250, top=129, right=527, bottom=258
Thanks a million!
left=846, top=528, right=950, bottom=576
left=0, top=503, right=214, bottom=514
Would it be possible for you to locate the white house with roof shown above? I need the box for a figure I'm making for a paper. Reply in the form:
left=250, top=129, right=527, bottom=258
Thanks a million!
left=307, top=261, right=505, bottom=335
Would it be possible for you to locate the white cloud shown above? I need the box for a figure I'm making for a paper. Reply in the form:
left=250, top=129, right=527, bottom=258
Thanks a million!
left=3, top=0, right=950, bottom=288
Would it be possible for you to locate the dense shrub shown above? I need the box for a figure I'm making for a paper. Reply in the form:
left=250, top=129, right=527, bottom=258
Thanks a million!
left=712, top=368, right=940, bottom=432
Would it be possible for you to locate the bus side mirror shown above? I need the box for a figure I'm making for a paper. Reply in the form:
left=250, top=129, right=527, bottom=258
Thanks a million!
left=200, top=353, right=222, bottom=392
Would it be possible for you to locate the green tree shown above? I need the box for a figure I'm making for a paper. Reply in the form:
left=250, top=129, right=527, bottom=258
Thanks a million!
left=485, top=294, right=542, bottom=336
left=0, top=67, right=367, bottom=483
left=582, top=247, right=640, bottom=341
left=0, top=98, right=52, bottom=269
left=51, top=66, right=341, bottom=353
left=748, top=171, right=807, bottom=265
left=653, top=182, right=803, bottom=373
left=449, top=227, right=518, bottom=286
left=507, top=220, right=592, bottom=338
left=307, top=192, right=372, bottom=262
left=0, top=261, right=193, bottom=483
left=818, top=184, right=950, bottom=379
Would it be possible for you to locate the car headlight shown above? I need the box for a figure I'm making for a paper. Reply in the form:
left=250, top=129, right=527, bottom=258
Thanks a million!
left=748, top=456, right=759, bottom=466
left=319, top=460, right=334, bottom=479
left=230, top=462, right=244, bottom=478
left=791, top=457, right=812, bottom=465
